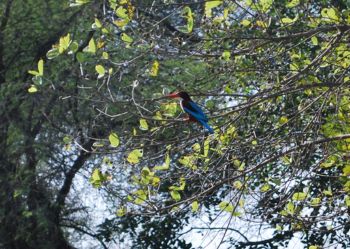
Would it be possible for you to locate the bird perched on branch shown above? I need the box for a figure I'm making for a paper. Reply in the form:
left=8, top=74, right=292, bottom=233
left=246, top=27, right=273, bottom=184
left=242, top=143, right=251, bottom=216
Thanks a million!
left=166, top=91, right=214, bottom=134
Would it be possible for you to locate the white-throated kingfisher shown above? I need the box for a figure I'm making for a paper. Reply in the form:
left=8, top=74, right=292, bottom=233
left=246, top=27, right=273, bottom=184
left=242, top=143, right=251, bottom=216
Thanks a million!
left=166, top=91, right=214, bottom=134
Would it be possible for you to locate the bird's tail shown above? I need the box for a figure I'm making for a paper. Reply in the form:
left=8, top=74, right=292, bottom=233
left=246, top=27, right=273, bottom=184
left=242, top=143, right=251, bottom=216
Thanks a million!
left=198, top=120, right=214, bottom=134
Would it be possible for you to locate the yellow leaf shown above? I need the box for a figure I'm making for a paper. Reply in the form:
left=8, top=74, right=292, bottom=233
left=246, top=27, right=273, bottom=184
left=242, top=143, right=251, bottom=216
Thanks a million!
left=309, top=246, right=319, bottom=249
left=38, top=59, right=44, bottom=76
left=205, top=0, right=222, bottom=17
left=121, top=33, right=133, bottom=43
left=139, top=118, right=149, bottom=130
left=219, top=201, right=234, bottom=212
left=292, top=192, right=307, bottom=201
left=94, top=18, right=102, bottom=28
left=191, top=201, right=199, bottom=212
left=222, top=51, right=231, bottom=61
left=310, top=197, right=321, bottom=207
left=127, top=149, right=143, bottom=164
left=241, top=19, right=251, bottom=27
left=28, top=85, right=38, bottom=93
left=192, top=143, right=201, bottom=153
left=279, top=116, right=288, bottom=125
left=233, top=180, right=243, bottom=190
left=150, top=60, right=159, bottom=76
left=116, top=6, right=129, bottom=19
left=321, top=8, right=340, bottom=24
left=88, top=38, right=96, bottom=54
left=345, top=195, right=350, bottom=207
left=102, top=51, right=109, bottom=59
left=286, top=0, right=299, bottom=8
left=95, top=65, right=105, bottom=77
left=114, top=19, right=129, bottom=28
left=154, top=153, right=170, bottom=171
left=260, top=184, right=271, bottom=192
left=97, top=40, right=105, bottom=49
left=343, top=165, right=350, bottom=176
left=59, top=34, right=71, bottom=53
left=256, top=20, right=268, bottom=28
left=170, top=190, right=181, bottom=201
left=116, top=206, right=127, bottom=217
left=109, top=132, right=120, bottom=147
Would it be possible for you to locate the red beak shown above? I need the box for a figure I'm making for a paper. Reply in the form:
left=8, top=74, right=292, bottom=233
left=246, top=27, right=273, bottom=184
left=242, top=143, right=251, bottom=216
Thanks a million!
left=166, top=92, right=180, bottom=98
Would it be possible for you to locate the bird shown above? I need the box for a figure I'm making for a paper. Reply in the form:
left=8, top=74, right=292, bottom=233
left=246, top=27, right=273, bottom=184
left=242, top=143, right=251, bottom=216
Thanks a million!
left=166, top=91, right=214, bottom=134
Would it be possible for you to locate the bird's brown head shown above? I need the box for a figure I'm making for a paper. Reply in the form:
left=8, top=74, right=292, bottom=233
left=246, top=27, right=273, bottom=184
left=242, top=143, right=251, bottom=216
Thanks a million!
left=166, top=91, right=191, bottom=101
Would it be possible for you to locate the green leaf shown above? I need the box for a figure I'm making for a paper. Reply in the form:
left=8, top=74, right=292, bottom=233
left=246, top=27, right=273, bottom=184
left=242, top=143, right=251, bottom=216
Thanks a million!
left=139, top=118, right=149, bottom=130
left=222, top=51, right=231, bottom=61
left=169, top=177, right=186, bottom=191
left=286, top=0, right=299, bottom=8
left=46, top=48, right=60, bottom=59
left=292, top=192, right=307, bottom=201
left=191, top=201, right=199, bottom=212
left=205, top=0, right=222, bottom=17
left=95, top=64, right=105, bottom=78
left=63, top=135, right=72, bottom=144
left=22, top=210, right=33, bottom=218
left=182, top=6, right=193, bottom=33
left=170, top=190, right=181, bottom=201
left=345, top=195, right=350, bottom=207
left=76, top=52, right=85, bottom=63
left=311, top=36, right=318, bottom=46
left=70, top=41, right=79, bottom=53
left=121, top=33, right=133, bottom=43
left=28, top=85, right=38, bottom=93
left=127, top=149, right=143, bottom=164
left=109, top=132, right=120, bottom=147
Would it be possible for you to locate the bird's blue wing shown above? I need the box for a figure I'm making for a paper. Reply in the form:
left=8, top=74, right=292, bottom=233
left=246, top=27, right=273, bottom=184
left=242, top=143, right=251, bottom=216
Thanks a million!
left=184, top=101, right=208, bottom=122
